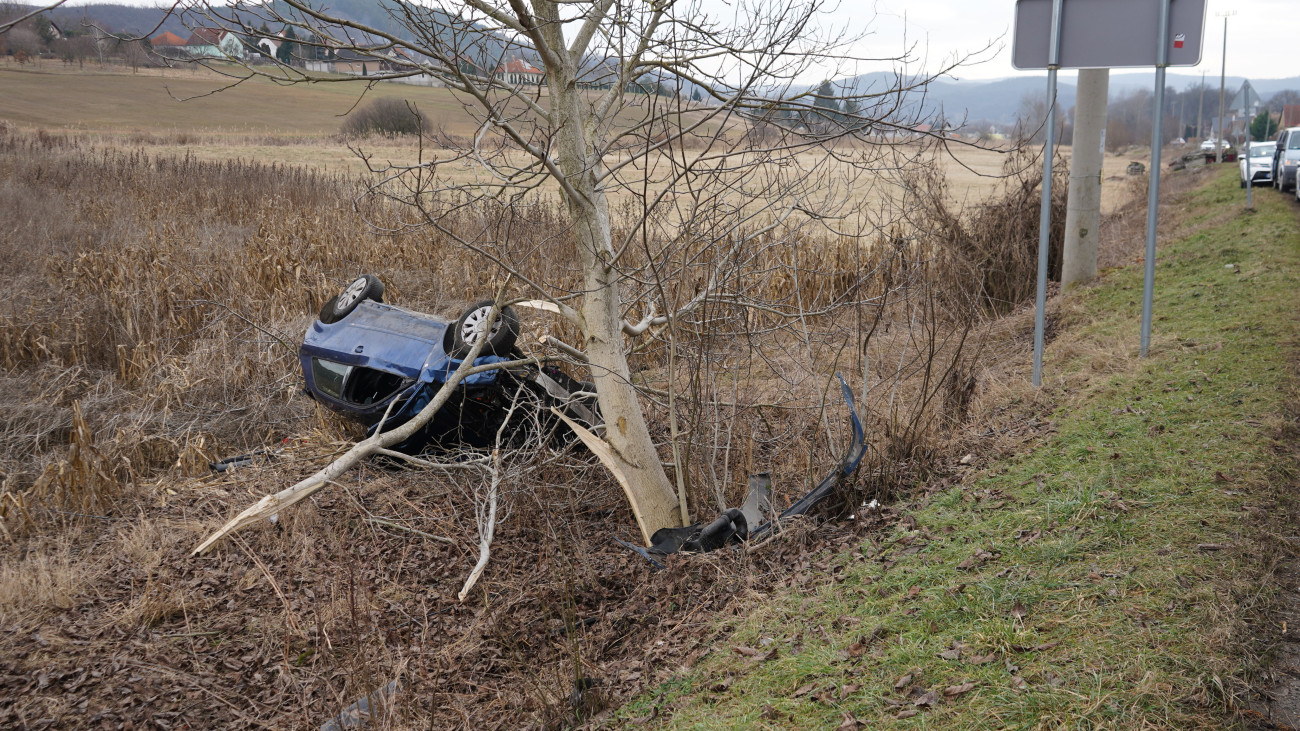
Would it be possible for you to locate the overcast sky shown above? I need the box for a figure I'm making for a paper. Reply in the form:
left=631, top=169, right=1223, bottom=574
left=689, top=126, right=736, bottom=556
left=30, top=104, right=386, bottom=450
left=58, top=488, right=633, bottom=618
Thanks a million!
left=825, top=0, right=1292, bottom=82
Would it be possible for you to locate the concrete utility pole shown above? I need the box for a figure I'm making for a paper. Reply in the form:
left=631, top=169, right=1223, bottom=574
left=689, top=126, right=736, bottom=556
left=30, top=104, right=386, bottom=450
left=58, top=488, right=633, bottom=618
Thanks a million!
left=1062, top=68, right=1109, bottom=290
left=1216, top=11, right=1234, bottom=163
left=1197, top=71, right=1205, bottom=139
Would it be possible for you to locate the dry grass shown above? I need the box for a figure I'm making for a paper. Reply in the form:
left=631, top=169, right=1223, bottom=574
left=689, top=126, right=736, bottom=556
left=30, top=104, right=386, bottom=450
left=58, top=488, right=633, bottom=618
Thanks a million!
left=621, top=160, right=1297, bottom=731
left=0, top=536, right=88, bottom=623
left=0, top=61, right=485, bottom=137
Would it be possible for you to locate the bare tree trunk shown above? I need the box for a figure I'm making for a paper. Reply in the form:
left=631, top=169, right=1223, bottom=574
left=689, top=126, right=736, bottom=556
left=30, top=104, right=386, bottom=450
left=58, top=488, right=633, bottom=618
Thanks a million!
left=544, top=29, right=682, bottom=537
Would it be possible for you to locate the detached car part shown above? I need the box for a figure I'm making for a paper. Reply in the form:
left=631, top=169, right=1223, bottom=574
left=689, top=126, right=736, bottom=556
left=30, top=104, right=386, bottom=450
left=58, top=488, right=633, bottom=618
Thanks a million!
left=300, top=275, right=598, bottom=453
left=619, top=375, right=867, bottom=568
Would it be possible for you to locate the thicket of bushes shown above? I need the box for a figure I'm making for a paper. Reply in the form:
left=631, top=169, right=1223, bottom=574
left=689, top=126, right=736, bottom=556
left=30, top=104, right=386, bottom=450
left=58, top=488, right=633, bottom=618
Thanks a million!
left=340, top=97, right=428, bottom=136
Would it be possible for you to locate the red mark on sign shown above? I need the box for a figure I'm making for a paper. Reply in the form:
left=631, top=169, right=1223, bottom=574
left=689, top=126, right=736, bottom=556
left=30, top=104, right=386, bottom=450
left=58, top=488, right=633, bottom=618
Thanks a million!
left=1173, top=33, right=1185, bottom=49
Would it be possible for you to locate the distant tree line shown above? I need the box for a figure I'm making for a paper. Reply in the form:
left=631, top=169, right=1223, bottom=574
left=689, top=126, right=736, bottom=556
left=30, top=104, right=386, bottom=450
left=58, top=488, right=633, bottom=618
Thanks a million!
left=1102, top=83, right=1300, bottom=151
left=1010, top=81, right=1300, bottom=153
left=0, top=5, right=145, bottom=70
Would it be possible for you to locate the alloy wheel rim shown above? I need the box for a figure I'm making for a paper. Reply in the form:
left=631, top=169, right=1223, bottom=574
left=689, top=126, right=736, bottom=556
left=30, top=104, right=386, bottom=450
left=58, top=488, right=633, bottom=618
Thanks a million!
left=336, top=277, right=368, bottom=311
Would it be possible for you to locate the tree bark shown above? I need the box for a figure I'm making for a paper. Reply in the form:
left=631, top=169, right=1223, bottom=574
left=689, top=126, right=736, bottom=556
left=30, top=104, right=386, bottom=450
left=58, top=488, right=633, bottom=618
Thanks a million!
left=539, top=12, right=682, bottom=537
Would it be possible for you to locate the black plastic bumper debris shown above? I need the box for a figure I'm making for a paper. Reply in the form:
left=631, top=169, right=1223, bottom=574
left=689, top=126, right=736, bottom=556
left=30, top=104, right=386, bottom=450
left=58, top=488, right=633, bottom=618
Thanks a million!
left=619, top=374, right=867, bottom=568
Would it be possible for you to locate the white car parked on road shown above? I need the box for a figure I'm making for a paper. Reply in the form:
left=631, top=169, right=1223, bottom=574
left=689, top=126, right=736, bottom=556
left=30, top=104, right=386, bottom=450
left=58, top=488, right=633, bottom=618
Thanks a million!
left=1240, top=142, right=1274, bottom=187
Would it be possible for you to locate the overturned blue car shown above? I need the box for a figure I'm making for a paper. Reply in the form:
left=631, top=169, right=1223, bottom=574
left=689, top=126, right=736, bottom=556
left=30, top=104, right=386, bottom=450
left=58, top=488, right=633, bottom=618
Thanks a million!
left=299, top=274, right=599, bottom=453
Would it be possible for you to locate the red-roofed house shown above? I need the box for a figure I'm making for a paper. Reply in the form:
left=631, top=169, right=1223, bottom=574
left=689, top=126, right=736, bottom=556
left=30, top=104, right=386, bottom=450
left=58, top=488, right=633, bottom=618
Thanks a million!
left=186, top=27, right=245, bottom=60
left=149, top=31, right=187, bottom=56
left=496, top=58, right=543, bottom=86
left=151, top=31, right=186, bottom=48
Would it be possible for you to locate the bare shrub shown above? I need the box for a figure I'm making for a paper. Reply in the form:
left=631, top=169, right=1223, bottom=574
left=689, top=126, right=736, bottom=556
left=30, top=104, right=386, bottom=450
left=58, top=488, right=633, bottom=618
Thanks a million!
left=7, top=27, right=40, bottom=60
left=904, top=147, right=1069, bottom=314
left=340, top=98, right=428, bottom=137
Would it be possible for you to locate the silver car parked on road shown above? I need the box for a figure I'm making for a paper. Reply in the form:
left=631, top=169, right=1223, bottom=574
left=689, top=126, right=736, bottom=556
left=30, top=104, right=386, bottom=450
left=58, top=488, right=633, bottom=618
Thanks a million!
left=1272, top=127, right=1300, bottom=193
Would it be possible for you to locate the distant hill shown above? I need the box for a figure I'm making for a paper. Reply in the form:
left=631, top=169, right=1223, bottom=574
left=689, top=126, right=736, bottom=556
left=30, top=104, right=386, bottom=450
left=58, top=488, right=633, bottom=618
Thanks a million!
left=826, top=69, right=1300, bottom=127
left=45, top=3, right=189, bottom=36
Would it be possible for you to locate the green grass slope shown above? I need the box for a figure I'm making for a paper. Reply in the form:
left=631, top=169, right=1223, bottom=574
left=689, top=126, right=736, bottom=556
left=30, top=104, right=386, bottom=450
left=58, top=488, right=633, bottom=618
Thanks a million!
left=620, top=168, right=1300, bottom=729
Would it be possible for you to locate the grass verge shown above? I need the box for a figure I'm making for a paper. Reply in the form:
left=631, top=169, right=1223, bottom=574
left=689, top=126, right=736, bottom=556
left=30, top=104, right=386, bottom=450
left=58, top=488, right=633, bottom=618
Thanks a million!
left=618, top=166, right=1300, bottom=729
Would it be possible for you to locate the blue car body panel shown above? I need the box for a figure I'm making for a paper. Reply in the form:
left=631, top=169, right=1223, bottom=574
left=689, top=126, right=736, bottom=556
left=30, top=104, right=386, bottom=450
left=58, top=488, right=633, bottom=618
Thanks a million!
left=302, top=301, right=449, bottom=378
left=299, top=300, right=505, bottom=424
left=297, top=293, right=597, bottom=454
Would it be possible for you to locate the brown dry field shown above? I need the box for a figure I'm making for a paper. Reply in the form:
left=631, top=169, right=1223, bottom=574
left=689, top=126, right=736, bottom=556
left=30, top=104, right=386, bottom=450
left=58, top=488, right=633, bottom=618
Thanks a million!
left=0, top=108, right=1098, bottom=728
left=1, top=60, right=1151, bottom=211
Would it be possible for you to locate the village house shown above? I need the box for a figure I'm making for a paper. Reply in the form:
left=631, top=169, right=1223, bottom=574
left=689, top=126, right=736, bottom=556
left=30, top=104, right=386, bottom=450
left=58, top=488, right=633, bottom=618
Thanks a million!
left=1283, top=105, right=1300, bottom=130
left=305, top=48, right=422, bottom=78
left=496, top=58, right=544, bottom=86
left=255, top=34, right=281, bottom=59
left=149, top=31, right=188, bottom=58
left=185, top=28, right=245, bottom=60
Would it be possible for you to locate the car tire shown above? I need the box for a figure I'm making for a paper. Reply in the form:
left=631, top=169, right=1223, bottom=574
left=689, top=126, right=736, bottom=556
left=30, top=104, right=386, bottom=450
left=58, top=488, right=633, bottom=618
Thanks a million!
left=319, top=274, right=385, bottom=324
left=1240, top=178, right=1246, bottom=188
left=451, top=300, right=520, bottom=357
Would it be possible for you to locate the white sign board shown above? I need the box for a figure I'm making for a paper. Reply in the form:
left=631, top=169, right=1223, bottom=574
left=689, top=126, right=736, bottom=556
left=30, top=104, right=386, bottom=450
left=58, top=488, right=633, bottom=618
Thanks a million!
left=1012, top=0, right=1207, bottom=70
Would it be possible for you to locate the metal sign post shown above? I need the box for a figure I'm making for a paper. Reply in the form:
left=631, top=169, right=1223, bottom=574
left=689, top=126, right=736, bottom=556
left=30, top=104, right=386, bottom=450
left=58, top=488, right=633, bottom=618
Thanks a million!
left=1031, top=0, right=1064, bottom=387
left=1014, top=0, right=1206, bottom=381
left=1246, top=127, right=1253, bottom=210
left=1139, top=0, right=1172, bottom=358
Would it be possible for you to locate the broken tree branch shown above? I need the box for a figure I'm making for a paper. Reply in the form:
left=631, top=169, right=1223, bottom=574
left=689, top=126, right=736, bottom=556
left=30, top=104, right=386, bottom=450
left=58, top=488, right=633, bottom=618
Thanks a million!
left=457, top=376, right=525, bottom=602
left=457, top=449, right=499, bottom=602
left=552, top=407, right=652, bottom=545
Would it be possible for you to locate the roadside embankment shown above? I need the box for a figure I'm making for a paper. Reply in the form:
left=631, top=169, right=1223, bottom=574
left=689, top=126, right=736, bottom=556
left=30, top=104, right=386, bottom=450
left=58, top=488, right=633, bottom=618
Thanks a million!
left=621, top=165, right=1300, bottom=729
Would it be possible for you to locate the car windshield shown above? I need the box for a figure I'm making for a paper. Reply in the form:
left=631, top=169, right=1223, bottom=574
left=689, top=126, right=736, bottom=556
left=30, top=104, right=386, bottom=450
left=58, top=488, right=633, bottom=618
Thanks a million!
left=1252, top=146, right=1273, bottom=157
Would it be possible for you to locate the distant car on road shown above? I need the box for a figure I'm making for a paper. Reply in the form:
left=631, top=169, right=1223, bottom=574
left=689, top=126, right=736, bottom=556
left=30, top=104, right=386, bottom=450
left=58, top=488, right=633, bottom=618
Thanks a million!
left=1240, top=141, right=1275, bottom=187
left=1200, top=138, right=1223, bottom=152
left=1273, top=127, right=1300, bottom=193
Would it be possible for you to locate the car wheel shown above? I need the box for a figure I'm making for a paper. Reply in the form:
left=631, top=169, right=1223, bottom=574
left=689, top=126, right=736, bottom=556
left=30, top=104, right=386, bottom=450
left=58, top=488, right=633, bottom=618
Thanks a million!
left=1240, top=178, right=1246, bottom=188
left=451, top=300, right=520, bottom=357
left=319, top=274, right=385, bottom=324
